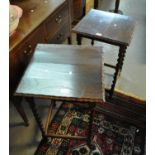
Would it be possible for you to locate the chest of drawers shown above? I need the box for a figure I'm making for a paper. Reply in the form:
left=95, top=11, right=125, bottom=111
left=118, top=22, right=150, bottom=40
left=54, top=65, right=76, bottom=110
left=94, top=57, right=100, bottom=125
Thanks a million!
left=9, top=0, right=72, bottom=94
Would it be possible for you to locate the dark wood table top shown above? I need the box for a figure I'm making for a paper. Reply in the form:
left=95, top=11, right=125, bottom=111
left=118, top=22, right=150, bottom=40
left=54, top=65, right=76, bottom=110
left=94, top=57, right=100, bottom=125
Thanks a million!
left=72, top=9, right=135, bottom=46
left=15, top=44, right=105, bottom=104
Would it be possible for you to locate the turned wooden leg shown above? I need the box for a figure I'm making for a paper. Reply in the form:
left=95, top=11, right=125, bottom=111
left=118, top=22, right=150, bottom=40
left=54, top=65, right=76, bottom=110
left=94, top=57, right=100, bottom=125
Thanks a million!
left=11, top=96, right=29, bottom=126
left=26, top=98, right=46, bottom=138
left=110, top=0, right=123, bottom=14
left=114, top=0, right=120, bottom=13
left=91, top=39, right=94, bottom=45
left=87, top=103, right=96, bottom=146
left=109, top=45, right=126, bottom=98
left=118, top=46, right=127, bottom=77
left=119, top=46, right=127, bottom=72
left=77, top=34, right=82, bottom=45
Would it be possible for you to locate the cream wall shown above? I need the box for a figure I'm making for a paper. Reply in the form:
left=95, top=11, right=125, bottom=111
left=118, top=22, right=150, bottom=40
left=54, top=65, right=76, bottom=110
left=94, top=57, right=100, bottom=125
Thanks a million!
left=86, top=0, right=94, bottom=13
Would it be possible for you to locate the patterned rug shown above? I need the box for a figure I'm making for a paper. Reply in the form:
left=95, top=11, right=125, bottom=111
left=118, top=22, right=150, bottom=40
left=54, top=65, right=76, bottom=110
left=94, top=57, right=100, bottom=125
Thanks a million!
left=35, top=102, right=145, bottom=155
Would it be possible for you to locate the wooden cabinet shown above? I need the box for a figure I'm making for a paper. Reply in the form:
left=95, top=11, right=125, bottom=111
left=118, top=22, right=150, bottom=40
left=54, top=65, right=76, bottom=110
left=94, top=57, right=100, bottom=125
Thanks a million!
left=45, top=2, right=69, bottom=42
left=18, top=25, right=46, bottom=66
left=9, top=24, right=46, bottom=94
left=50, top=23, right=70, bottom=43
left=9, top=0, right=71, bottom=94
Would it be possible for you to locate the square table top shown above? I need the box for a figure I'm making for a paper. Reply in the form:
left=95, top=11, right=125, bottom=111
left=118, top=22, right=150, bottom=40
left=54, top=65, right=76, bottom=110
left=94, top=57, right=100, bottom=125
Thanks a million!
left=72, top=9, right=135, bottom=46
left=15, top=44, right=105, bottom=104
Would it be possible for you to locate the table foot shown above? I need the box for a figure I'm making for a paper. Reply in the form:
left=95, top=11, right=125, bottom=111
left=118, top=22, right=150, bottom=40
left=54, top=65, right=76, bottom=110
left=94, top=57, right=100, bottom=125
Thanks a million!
left=26, top=97, right=46, bottom=138
left=109, top=9, right=123, bottom=15
left=109, top=0, right=123, bottom=14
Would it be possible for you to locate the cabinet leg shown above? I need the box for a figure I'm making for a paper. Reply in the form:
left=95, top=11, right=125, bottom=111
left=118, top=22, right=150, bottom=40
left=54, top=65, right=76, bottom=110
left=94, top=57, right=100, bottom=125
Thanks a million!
left=67, top=36, right=72, bottom=44
left=82, top=2, right=86, bottom=17
left=94, top=0, right=99, bottom=9
left=11, top=97, right=29, bottom=126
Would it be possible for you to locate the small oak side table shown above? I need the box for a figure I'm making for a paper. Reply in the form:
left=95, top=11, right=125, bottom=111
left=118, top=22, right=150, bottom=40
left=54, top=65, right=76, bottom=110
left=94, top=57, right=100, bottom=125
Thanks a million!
left=14, top=44, right=105, bottom=145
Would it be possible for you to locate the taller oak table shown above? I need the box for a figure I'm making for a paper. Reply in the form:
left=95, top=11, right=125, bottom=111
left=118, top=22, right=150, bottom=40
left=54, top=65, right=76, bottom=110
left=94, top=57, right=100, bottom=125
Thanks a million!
left=14, top=44, right=105, bottom=145
left=72, top=9, right=135, bottom=98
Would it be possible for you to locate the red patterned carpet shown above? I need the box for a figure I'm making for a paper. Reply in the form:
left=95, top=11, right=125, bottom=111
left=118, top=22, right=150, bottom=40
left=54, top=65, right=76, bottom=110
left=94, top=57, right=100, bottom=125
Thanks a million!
left=35, top=101, right=145, bottom=155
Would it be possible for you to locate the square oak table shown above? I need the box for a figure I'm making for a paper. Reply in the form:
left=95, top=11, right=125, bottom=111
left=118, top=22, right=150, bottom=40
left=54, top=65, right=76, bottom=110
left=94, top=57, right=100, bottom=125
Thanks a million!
left=14, top=44, right=105, bottom=144
left=72, top=9, right=135, bottom=98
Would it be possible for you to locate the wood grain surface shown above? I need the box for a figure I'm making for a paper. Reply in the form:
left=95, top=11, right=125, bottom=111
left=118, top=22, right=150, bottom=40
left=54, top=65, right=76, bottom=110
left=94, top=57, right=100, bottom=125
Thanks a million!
left=15, top=44, right=105, bottom=104
left=73, top=9, right=135, bottom=46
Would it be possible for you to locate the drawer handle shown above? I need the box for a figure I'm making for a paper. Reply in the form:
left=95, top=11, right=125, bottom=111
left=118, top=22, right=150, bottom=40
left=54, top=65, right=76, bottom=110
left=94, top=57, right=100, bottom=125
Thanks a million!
left=24, top=45, right=33, bottom=55
left=55, top=15, right=62, bottom=24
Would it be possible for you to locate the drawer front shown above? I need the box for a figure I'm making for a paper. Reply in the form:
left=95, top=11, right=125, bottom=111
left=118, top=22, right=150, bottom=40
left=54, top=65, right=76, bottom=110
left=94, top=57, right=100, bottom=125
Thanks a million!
left=9, top=25, right=45, bottom=93
left=18, top=25, right=45, bottom=66
left=49, top=23, right=70, bottom=44
left=45, top=2, right=69, bottom=41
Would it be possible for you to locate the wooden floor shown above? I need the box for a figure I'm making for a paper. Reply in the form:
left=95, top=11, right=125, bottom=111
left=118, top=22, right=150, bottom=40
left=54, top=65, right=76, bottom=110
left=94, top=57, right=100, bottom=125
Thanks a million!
left=102, top=90, right=146, bottom=129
